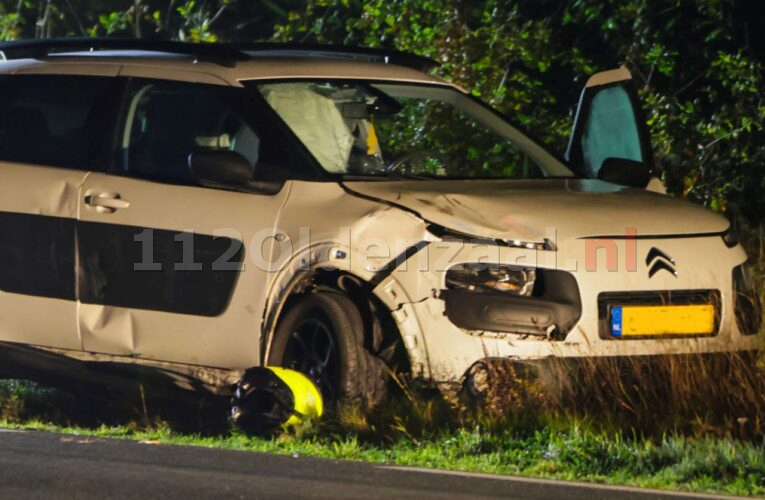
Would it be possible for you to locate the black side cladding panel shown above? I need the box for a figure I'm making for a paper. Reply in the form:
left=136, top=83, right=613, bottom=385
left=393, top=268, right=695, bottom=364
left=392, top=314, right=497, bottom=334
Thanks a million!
left=0, top=212, right=75, bottom=300
left=77, top=221, right=244, bottom=316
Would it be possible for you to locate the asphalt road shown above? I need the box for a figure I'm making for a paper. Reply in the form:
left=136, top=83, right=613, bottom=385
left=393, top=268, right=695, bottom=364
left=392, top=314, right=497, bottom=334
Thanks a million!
left=0, top=429, right=738, bottom=500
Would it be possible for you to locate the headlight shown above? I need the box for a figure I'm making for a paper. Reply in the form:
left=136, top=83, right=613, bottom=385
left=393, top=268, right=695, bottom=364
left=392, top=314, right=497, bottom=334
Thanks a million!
left=446, top=264, right=536, bottom=296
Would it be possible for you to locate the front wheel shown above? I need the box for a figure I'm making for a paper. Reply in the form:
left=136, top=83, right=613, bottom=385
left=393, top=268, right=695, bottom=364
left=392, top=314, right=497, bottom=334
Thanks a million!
left=267, top=292, right=388, bottom=408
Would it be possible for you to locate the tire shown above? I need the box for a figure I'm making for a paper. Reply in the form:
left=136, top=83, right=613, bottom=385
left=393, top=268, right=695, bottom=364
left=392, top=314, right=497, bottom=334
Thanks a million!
left=267, top=292, right=388, bottom=408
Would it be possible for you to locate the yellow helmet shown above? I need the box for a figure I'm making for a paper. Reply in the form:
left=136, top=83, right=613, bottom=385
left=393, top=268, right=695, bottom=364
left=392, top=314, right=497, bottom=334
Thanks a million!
left=231, top=366, right=323, bottom=435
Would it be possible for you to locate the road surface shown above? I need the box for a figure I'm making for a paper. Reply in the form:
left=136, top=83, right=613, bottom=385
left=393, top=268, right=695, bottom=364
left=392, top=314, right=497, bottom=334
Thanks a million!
left=0, top=429, right=736, bottom=499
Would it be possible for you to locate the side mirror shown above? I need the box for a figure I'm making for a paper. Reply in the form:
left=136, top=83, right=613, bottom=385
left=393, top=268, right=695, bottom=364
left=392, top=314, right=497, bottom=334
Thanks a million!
left=597, top=157, right=652, bottom=189
left=189, top=150, right=254, bottom=186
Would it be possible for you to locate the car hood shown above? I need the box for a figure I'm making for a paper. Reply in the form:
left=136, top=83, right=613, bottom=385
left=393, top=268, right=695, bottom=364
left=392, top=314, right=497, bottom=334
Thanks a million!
left=342, top=178, right=729, bottom=242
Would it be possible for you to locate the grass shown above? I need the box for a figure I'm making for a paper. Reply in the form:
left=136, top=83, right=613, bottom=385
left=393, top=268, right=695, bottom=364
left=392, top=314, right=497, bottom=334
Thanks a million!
left=1, top=414, right=765, bottom=496
left=3, top=351, right=765, bottom=497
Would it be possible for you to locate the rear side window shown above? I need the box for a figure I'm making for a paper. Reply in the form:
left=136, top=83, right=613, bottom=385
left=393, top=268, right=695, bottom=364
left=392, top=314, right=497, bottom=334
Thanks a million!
left=0, top=75, right=117, bottom=170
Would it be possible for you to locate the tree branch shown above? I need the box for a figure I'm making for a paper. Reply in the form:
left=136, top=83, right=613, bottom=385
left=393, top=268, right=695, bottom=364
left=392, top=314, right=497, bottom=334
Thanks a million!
left=208, top=3, right=227, bottom=28
left=134, top=0, right=142, bottom=38
left=63, top=0, right=87, bottom=36
left=164, top=0, right=175, bottom=36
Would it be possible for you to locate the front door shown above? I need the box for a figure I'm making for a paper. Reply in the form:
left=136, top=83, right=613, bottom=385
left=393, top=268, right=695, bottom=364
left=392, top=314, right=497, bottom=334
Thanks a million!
left=77, top=78, right=293, bottom=369
left=566, top=67, right=658, bottom=186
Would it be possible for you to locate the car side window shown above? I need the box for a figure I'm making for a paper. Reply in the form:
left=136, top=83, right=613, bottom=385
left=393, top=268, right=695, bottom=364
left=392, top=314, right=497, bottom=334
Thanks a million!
left=121, top=80, right=263, bottom=184
left=0, top=75, right=118, bottom=171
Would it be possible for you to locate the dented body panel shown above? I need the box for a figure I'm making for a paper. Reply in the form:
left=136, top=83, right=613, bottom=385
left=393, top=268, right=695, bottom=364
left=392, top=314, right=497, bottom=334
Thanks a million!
left=342, top=179, right=730, bottom=241
left=76, top=173, right=292, bottom=368
left=0, top=163, right=85, bottom=350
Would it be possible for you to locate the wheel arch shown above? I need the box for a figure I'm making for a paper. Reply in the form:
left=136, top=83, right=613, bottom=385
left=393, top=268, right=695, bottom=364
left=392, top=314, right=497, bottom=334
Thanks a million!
left=261, top=259, right=413, bottom=378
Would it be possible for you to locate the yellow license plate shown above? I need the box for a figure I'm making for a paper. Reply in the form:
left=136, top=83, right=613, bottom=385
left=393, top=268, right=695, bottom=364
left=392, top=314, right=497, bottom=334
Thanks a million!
left=610, top=304, right=716, bottom=337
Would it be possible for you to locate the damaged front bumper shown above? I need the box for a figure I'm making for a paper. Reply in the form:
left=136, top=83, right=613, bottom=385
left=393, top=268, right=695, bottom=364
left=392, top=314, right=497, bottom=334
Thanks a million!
left=374, top=236, right=764, bottom=385
left=441, top=266, right=581, bottom=339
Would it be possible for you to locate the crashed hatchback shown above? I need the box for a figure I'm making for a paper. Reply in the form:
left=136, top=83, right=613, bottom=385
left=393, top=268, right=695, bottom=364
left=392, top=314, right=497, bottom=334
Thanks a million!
left=0, top=39, right=760, bottom=417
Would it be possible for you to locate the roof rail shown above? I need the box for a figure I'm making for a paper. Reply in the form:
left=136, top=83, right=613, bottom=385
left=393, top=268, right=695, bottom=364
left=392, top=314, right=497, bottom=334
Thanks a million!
left=227, top=42, right=438, bottom=70
left=0, top=38, right=438, bottom=71
left=0, top=38, right=248, bottom=67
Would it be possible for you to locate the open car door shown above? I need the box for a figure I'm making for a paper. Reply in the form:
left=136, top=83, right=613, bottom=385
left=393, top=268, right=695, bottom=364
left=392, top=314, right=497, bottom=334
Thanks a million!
left=566, top=67, right=663, bottom=191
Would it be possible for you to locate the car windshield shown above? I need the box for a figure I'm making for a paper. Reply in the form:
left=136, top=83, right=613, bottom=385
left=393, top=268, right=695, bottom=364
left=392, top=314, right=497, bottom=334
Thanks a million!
left=247, top=81, right=572, bottom=179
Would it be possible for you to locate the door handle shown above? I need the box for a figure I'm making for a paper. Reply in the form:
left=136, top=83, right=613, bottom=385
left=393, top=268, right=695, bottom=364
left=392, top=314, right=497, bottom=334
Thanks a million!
left=84, top=193, right=130, bottom=213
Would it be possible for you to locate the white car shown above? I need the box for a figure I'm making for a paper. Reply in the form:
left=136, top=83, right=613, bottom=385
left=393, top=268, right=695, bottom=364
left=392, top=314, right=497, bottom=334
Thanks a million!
left=0, top=39, right=760, bottom=413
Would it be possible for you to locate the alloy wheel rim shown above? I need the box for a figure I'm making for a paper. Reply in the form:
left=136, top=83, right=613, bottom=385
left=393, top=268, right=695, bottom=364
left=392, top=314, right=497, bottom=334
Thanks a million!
left=283, top=318, right=339, bottom=403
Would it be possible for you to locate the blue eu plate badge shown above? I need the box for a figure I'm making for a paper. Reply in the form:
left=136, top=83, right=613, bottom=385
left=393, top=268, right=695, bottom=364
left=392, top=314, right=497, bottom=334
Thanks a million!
left=611, top=306, right=623, bottom=337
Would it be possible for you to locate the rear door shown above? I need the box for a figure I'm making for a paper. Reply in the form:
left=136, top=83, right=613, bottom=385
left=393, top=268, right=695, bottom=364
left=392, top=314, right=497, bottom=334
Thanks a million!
left=76, top=78, right=295, bottom=368
left=0, top=73, right=120, bottom=351
left=565, top=67, right=659, bottom=187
